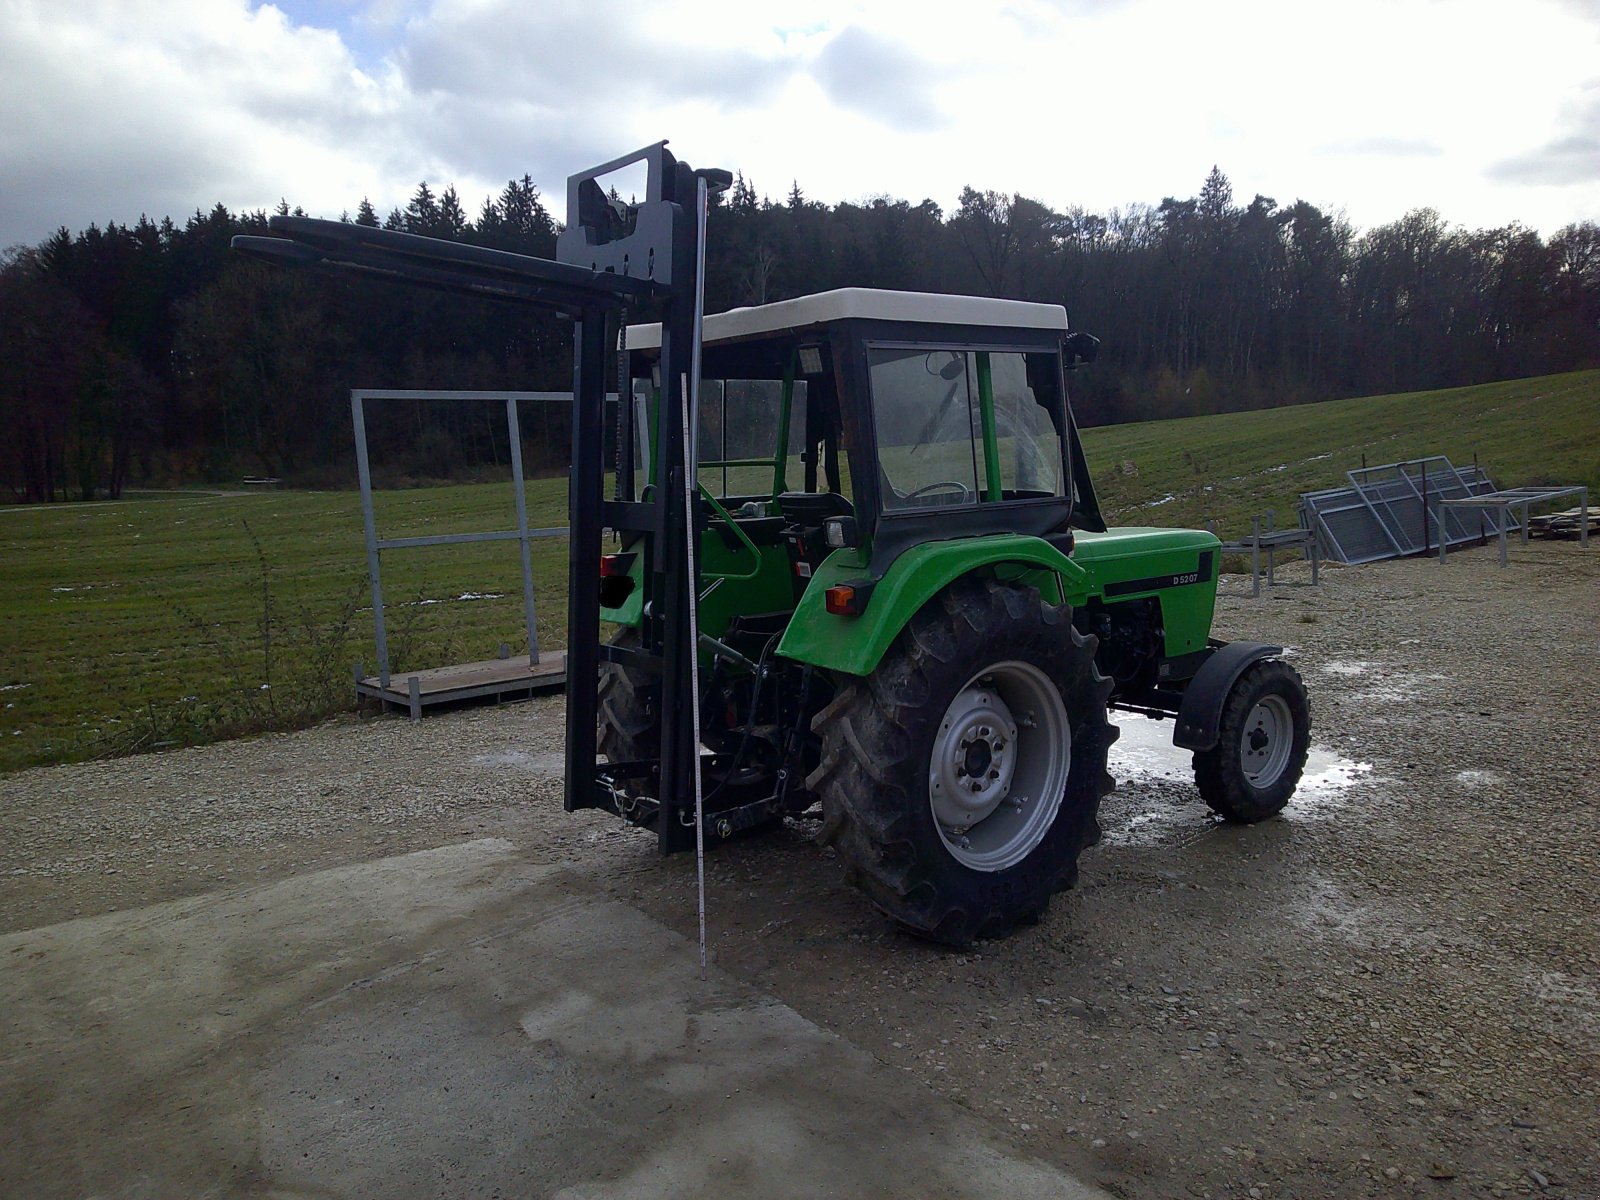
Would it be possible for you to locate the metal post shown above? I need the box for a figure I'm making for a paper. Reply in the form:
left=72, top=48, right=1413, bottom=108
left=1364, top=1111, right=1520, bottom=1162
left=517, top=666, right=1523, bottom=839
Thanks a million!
left=563, top=308, right=608, bottom=814
left=507, top=396, right=540, bottom=665
left=351, top=392, right=391, bottom=688
left=1420, top=460, right=1429, bottom=554
left=1582, top=488, right=1590, bottom=549
left=689, top=173, right=712, bottom=980
left=1437, top=498, right=1447, bottom=564
left=1250, top=515, right=1261, bottom=598
left=1265, top=511, right=1276, bottom=588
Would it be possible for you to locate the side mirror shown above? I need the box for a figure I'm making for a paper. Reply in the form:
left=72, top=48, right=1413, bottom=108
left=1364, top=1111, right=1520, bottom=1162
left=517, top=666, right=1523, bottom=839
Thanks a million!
left=1065, top=331, right=1100, bottom=368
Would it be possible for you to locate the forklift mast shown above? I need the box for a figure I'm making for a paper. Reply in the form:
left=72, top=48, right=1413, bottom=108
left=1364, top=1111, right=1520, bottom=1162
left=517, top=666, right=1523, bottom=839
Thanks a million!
left=233, top=141, right=724, bottom=852
left=558, top=145, right=730, bottom=852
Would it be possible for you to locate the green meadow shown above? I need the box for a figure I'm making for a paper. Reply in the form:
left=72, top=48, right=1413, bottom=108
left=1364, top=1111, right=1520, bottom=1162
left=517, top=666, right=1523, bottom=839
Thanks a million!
left=3, top=369, right=1596, bottom=773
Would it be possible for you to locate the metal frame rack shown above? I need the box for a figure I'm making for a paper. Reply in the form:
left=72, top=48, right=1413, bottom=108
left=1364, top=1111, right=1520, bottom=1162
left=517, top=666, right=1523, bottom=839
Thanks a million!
left=1217, top=510, right=1321, bottom=597
left=1436, top=485, right=1590, bottom=566
left=348, top=388, right=633, bottom=718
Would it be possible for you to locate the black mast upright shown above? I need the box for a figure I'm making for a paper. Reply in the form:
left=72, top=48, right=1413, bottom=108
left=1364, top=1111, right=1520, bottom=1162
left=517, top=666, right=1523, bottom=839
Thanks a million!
left=233, top=139, right=725, bottom=853
left=554, top=143, right=718, bottom=852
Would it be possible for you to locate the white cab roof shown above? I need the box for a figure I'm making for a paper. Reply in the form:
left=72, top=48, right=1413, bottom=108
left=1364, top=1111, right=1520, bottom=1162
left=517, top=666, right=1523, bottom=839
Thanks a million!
left=625, top=287, right=1068, bottom=351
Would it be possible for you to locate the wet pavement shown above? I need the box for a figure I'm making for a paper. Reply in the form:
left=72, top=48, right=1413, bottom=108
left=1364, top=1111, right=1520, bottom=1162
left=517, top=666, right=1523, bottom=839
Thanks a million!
left=0, top=839, right=1111, bottom=1200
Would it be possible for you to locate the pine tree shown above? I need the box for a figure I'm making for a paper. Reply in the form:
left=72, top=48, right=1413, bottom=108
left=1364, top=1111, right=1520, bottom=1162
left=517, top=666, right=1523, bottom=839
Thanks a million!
left=475, top=195, right=502, bottom=242
left=1198, top=167, right=1234, bottom=223
left=404, top=182, right=439, bottom=235
left=438, top=186, right=468, bottom=239
left=730, top=172, right=758, bottom=212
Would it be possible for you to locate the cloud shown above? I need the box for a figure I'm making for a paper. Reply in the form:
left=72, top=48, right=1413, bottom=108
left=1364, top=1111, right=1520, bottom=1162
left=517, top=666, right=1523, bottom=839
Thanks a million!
left=1486, top=81, right=1600, bottom=186
left=400, top=2, right=791, bottom=111
left=3, top=0, right=1599, bottom=248
left=1552, top=0, right=1600, bottom=21
left=811, top=26, right=948, bottom=132
left=1318, top=137, right=1444, bottom=158
left=0, top=0, right=797, bottom=247
left=0, top=0, right=414, bottom=245
left=1487, top=136, right=1600, bottom=185
left=395, top=1, right=797, bottom=184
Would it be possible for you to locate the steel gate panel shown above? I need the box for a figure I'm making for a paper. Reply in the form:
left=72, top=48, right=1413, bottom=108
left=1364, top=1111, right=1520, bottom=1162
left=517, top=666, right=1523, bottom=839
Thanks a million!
left=1298, top=456, right=1507, bottom=564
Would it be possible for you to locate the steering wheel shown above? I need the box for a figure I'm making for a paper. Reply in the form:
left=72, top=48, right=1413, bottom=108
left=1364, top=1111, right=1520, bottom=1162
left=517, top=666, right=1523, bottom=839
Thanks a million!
left=903, top=480, right=975, bottom=505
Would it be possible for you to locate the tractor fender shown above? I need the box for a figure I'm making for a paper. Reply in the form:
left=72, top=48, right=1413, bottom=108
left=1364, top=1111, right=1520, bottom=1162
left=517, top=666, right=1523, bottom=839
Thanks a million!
left=1172, top=641, right=1283, bottom=751
left=776, top=535, right=1092, bottom=678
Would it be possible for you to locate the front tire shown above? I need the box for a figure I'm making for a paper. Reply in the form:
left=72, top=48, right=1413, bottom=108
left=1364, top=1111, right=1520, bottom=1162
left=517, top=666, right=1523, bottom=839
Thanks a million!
left=807, top=578, right=1116, bottom=945
left=1193, top=659, right=1310, bottom=823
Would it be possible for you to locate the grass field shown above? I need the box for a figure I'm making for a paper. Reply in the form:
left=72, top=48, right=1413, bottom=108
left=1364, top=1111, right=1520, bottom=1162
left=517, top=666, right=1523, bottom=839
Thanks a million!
left=2, top=369, right=1596, bottom=773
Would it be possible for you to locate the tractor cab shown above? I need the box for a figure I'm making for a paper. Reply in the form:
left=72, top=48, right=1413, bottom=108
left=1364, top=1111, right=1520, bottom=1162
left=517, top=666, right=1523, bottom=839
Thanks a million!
left=611, top=288, right=1106, bottom=641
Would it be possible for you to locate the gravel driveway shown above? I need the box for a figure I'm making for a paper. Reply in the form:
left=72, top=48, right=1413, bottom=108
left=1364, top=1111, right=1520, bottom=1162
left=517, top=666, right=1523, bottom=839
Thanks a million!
left=3, top=541, right=1596, bottom=1199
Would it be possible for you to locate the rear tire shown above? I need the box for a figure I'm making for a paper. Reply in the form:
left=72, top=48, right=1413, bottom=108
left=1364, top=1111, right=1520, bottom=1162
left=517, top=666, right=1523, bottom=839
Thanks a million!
left=1193, top=659, right=1310, bottom=823
left=597, top=627, right=657, bottom=764
left=807, top=578, right=1116, bottom=945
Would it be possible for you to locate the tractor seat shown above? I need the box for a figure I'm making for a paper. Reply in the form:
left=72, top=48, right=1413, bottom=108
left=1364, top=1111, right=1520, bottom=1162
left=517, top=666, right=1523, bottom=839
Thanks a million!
left=777, top=491, right=853, bottom=526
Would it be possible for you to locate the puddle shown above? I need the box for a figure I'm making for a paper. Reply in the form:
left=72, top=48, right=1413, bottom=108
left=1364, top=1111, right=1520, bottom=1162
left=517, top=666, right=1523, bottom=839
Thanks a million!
left=1109, top=713, right=1192, bottom=781
left=360, top=592, right=510, bottom=614
left=1290, top=874, right=1369, bottom=940
left=1320, top=659, right=1442, bottom=703
left=1296, top=752, right=1374, bottom=807
left=1289, top=871, right=1470, bottom=949
left=1321, top=660, right=1372, bottom=677
left=1111, top=713, right=1368, bottom=798
left=1103, top=713, right=1372, bottom=847
left=470, top=749, right=564, bottom=775
left=1531, top=971, right=1600, bottom=1037
left=405, top=591, right=507, bottom=607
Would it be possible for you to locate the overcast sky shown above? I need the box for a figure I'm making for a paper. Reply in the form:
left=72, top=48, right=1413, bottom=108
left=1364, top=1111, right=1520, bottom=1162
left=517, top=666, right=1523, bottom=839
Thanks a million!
left=3, top=0, right=1599, bottom=250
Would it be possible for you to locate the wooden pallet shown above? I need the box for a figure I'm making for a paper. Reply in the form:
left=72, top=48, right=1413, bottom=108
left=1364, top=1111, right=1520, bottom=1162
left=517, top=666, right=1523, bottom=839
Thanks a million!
left=356, top=652, right=567, bottom=718
left=1528, top=507, right=1599, bottom=538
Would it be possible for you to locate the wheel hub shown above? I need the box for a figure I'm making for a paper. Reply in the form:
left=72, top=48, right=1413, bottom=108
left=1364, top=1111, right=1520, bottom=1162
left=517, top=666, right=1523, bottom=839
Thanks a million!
left=1240, top=695, right=1293, bottom=786
left=962, top=739, right=994, bottom=780
left=931, top=686, right=1018, bottom=831
left=927, top=661, right=1072, bottom=873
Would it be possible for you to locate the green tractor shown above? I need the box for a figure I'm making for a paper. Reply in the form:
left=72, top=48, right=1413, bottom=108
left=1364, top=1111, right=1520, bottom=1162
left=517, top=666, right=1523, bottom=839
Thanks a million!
left=234, top=141, right=1310, bottom=946
left=594, top=288, right=1310, bottom=943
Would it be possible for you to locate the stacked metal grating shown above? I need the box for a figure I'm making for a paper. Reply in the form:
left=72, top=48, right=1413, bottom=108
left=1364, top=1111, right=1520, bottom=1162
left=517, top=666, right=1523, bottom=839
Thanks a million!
left=1297, top=456, right=1507, bottom=564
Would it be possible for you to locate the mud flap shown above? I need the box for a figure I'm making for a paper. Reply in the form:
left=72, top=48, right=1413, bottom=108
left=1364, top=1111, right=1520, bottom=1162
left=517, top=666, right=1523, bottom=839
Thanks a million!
left=1172, top=641, right=1282, bottom=751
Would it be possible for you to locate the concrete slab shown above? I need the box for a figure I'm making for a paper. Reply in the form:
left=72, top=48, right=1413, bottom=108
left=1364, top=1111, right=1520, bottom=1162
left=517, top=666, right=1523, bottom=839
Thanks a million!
left=1, top=839, right=1109, bottom=1199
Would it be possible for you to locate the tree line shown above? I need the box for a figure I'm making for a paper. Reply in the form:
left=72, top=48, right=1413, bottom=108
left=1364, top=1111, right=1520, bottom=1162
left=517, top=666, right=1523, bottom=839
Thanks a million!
left=3, top=167, right=1597, bottom=502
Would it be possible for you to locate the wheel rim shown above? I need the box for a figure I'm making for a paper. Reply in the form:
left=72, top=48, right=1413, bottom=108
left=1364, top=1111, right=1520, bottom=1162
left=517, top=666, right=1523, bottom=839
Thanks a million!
left=929, top=660, right=1070, bottom=872
left=1239, top=694, right=1294, bottom=788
